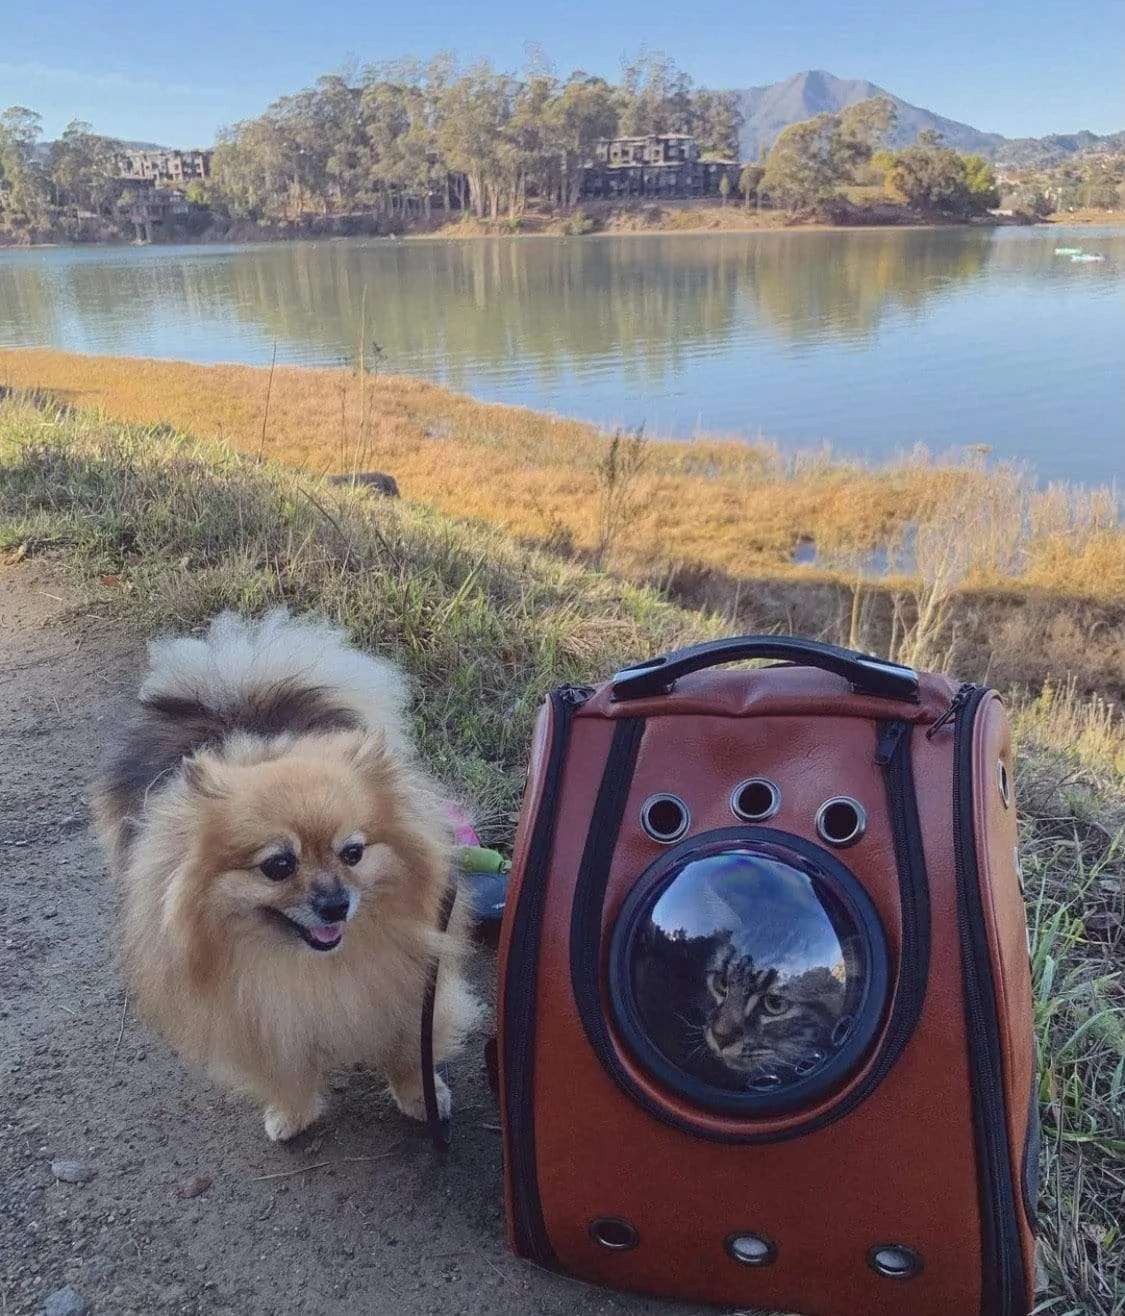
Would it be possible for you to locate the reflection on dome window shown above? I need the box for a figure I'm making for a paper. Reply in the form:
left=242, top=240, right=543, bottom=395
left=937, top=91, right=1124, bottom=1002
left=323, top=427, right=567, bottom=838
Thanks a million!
left=610, top=836, right=889, bottom=1116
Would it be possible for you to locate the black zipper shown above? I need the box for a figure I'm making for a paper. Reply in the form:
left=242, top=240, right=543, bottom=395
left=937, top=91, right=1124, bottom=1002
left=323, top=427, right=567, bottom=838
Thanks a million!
left=950, top=685, right=1028, bottom=1316
left=569, top=717, right=931, bottom=1144
left=503, top=685, right=588, bottom=1264
left=927, top=681, right=974, bottom=740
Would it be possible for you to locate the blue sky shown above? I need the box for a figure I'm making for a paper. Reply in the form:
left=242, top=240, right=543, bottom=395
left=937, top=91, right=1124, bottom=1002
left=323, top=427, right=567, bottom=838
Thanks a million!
left=2, top=0, right=1123, bottom=146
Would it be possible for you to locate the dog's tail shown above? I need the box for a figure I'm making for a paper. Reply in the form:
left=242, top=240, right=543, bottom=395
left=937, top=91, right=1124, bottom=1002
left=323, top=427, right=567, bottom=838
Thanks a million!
left=140, top=608, right=410, bottom=744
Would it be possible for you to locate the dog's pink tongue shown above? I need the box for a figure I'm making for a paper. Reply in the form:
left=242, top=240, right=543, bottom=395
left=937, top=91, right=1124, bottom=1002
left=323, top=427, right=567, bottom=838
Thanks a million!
left=308, top=923, right=343, bottom=945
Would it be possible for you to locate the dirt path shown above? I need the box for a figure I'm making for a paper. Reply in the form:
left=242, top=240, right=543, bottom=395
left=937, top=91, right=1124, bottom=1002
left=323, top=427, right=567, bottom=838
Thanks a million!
left=0, top=566, right=707, bottom=1316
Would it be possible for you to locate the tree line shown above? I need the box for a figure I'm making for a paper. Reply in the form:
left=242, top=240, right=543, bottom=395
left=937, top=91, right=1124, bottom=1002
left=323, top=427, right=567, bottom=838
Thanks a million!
left=208, top=53, right=745, bottom=223
left=1, top=50, right=1021, bottom=239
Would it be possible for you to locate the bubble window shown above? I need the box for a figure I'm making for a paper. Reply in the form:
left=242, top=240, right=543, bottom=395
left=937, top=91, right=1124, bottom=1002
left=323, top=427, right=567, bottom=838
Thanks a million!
left=608, top=830, right=890, bottom=1118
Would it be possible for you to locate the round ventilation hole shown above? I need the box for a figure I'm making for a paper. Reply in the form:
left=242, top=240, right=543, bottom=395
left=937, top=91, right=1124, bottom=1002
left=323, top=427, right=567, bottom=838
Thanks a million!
left=731, top=778, right=780, bottom=823
left=589, top=1217, right=639, bottom=1251
left=868, top=1244, right=922, bottom=1279
left=641, top=795, right=690, bottom=844
left=997, top=760, right=1011, bottom=809
left=815, top=797, right=867, bottom=848
left=725, top=1232, right=776, bottom=1266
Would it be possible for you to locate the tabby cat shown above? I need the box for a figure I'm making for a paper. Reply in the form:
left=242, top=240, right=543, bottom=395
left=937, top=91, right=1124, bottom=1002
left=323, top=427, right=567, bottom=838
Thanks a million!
left=703, top=936, right=846, bottom=1083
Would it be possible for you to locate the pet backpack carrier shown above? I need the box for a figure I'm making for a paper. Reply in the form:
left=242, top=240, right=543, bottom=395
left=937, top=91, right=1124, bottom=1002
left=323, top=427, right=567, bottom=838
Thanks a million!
left=496, top=636, right=1038, bottom=1316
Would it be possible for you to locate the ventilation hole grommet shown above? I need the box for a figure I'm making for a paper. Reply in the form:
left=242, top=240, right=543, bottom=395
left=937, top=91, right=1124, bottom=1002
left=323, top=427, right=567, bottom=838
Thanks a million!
left=815, top=797, right=867, bottom=848
left=589, top=1217, right=639, bottom=1251
left=868, top=1244, right=923, bottom=1279
left=640, top=794, right=689, bottom=843
left=725, top=1232, right=776, bottom=1266
left=997, top=760, right=1011, bottom=808
left=730, top=778, right=780, bottom=822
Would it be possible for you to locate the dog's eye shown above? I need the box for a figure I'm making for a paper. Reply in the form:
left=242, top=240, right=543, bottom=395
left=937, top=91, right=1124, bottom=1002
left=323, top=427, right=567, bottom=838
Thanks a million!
left=259, top=851, right=297, bottom=882
left=339, top=842, right=364, bottom=868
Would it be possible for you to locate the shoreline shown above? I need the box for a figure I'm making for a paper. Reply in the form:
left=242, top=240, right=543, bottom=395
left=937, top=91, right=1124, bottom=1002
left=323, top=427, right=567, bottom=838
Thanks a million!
left=10, top=202, right=1122, bottom=252
left=4, top=215, right=1123, bottom=252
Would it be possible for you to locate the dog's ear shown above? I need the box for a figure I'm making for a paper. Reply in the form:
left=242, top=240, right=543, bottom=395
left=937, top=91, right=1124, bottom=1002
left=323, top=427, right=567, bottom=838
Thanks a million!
left=181, top=751, right=228, bottom=798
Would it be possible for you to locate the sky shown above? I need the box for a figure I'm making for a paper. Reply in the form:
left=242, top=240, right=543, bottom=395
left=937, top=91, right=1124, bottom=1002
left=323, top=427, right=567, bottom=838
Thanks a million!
left=2, top=0, right=1123, bottom=147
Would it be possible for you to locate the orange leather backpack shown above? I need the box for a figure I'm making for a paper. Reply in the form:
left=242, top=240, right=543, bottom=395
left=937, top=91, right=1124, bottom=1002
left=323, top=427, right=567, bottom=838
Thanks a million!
left=496, top=636, right=1037, bottom=1316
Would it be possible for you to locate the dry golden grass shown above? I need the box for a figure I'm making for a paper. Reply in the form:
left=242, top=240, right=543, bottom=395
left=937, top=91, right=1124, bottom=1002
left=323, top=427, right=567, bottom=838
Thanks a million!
left=2, top=348, right=1121, bottom=607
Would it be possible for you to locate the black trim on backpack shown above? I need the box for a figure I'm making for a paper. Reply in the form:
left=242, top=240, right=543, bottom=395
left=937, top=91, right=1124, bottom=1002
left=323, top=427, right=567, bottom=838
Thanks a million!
left=1022, top=1045, right=1041, bottom=1232
left=502, top=687, right=586, bottom=1266
left=951, top=686, right=1029, bottom=1316
left=567, top=718, right=932, bottom=1144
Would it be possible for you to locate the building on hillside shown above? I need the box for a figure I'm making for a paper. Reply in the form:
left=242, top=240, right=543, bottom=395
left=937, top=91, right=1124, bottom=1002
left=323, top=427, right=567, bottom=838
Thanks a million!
left=114, top=149, right=212, bottom=187
left=116, top=188, right=193, bottom=243
left=581, top=134, right=739, bottom=200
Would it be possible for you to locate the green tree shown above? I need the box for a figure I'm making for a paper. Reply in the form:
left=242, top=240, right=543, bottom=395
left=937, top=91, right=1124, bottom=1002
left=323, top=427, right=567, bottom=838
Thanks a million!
left=761, top=98, right=896, bottom=213
left=618, top=50, right=693, bottom=136
left=738, top=162, right=765, bottom=208
left=692, top=90, right=744, bottom=159
left=436, top=64, right=516, bottom=219
left=1078, top=171, right=1120, bottom=209
left=48, top=120, right=124, bottom=214
left=831, top=97, right=897, bottom=175
left=884, top=141, right=998, bottom=218
left=0, top=106, right=49, bottom=227
left=542, top=74, right=619, bottom=208
left=762, top=112, right=839, bottom=211
left=962, top=154, right=1000, bottom=212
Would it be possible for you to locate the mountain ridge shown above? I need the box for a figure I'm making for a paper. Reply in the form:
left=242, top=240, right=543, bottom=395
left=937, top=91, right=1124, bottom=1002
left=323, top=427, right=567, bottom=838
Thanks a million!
left=726, top=70, right=1008, bottom=159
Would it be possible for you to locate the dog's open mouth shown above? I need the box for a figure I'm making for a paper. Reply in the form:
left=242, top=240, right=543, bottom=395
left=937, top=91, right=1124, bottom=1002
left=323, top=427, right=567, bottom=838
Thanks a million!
left=298, top=921, right=345, bottom=951
left=268, top=910, right=346, bottom=952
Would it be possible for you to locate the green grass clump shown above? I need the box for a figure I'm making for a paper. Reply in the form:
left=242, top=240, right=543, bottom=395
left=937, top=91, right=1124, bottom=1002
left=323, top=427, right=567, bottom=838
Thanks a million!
left=1, top=394, right=1121, bottom=1313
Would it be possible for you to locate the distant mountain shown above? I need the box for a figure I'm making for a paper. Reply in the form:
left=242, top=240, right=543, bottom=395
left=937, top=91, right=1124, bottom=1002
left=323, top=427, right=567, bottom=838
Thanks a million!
left=993, top=130, right=1125, bottom=169
left=728, top=70, right=1007, bottom=159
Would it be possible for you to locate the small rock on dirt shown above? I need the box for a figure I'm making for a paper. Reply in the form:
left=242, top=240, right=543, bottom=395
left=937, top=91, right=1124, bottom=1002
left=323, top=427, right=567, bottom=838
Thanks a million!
left=175, top=1173, right=212, bottom=1199
left=44, top=1287, right=90, bottom=1316
left=50, top=1159, right=95, bottom=1184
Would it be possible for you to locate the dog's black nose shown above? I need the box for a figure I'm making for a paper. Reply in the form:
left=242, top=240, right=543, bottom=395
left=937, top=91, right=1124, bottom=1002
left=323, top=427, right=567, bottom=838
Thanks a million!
left=313, top=890, right=350, bottom=923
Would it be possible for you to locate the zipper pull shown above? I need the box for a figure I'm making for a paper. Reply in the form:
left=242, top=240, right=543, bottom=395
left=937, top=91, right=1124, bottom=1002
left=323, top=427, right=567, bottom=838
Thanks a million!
left=875, top=721, right=907, bottom=765
left=926, top=683, right=974, bottom=740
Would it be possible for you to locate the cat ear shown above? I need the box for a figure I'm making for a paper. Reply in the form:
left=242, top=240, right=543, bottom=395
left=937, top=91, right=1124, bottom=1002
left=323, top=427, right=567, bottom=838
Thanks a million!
left=181, top=751, right=228, bottom=798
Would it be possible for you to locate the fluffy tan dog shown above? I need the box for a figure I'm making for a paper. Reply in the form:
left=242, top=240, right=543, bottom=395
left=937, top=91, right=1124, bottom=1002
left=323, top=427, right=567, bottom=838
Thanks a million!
left=91, top=609, right=482, bottom=1142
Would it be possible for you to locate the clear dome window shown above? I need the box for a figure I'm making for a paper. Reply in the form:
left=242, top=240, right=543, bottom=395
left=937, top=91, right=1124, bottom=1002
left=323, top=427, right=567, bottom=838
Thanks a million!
left=609, top=834, right=889, bottom=1118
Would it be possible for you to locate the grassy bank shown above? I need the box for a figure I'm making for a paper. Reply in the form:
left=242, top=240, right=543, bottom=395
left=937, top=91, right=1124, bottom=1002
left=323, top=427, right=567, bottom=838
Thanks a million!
left=2, top=349, right=1123, bottom=707
left=0, top=396, right=1121, bottom=1314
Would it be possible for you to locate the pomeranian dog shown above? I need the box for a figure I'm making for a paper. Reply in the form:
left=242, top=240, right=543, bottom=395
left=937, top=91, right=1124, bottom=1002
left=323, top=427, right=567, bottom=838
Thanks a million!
left=91, top=608, right=482, bottom=1142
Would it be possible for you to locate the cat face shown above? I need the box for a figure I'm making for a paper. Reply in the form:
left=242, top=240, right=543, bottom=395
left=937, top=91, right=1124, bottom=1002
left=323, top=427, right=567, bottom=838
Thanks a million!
left=703, top=939, right=843, bottom=1083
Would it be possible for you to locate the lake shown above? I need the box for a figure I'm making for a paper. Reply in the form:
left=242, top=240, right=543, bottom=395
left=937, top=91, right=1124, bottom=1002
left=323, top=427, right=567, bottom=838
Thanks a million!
left=1, top=227, right=1122, bottom=485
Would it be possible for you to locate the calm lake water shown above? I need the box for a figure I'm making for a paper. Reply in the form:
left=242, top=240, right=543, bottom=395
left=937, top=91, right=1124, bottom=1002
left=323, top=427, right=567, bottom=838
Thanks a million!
left=1, top=227, right=1122, bottom=484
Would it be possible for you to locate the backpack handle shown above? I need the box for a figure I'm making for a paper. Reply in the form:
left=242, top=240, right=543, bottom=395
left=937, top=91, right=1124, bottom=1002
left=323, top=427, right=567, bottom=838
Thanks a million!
left=610, top=636, right=919, bottom=702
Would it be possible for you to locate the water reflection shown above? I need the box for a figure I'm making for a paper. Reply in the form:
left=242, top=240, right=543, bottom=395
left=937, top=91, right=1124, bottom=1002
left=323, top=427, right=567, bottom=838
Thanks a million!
left=1, top=228, right=1122, bottom=481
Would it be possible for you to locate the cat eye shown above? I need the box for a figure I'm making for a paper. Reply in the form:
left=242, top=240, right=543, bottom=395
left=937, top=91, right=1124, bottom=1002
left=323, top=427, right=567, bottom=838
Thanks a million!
left=339, top=841, right=365, bottom=867
left=761, top=993, right=790, bottom=1016
left=259, top=851, right=297, bottom=882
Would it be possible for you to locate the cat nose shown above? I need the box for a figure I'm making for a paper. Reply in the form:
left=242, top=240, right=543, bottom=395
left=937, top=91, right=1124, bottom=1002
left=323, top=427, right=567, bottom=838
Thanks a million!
left=710, top=1021, right=738, bottom=1048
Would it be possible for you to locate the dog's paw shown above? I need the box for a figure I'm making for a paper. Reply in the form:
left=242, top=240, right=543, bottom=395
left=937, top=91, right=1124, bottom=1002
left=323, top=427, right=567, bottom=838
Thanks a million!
left=389, top=1072, right=451, bottom=1123
left=263, top=1094, right=323, bottom=1142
